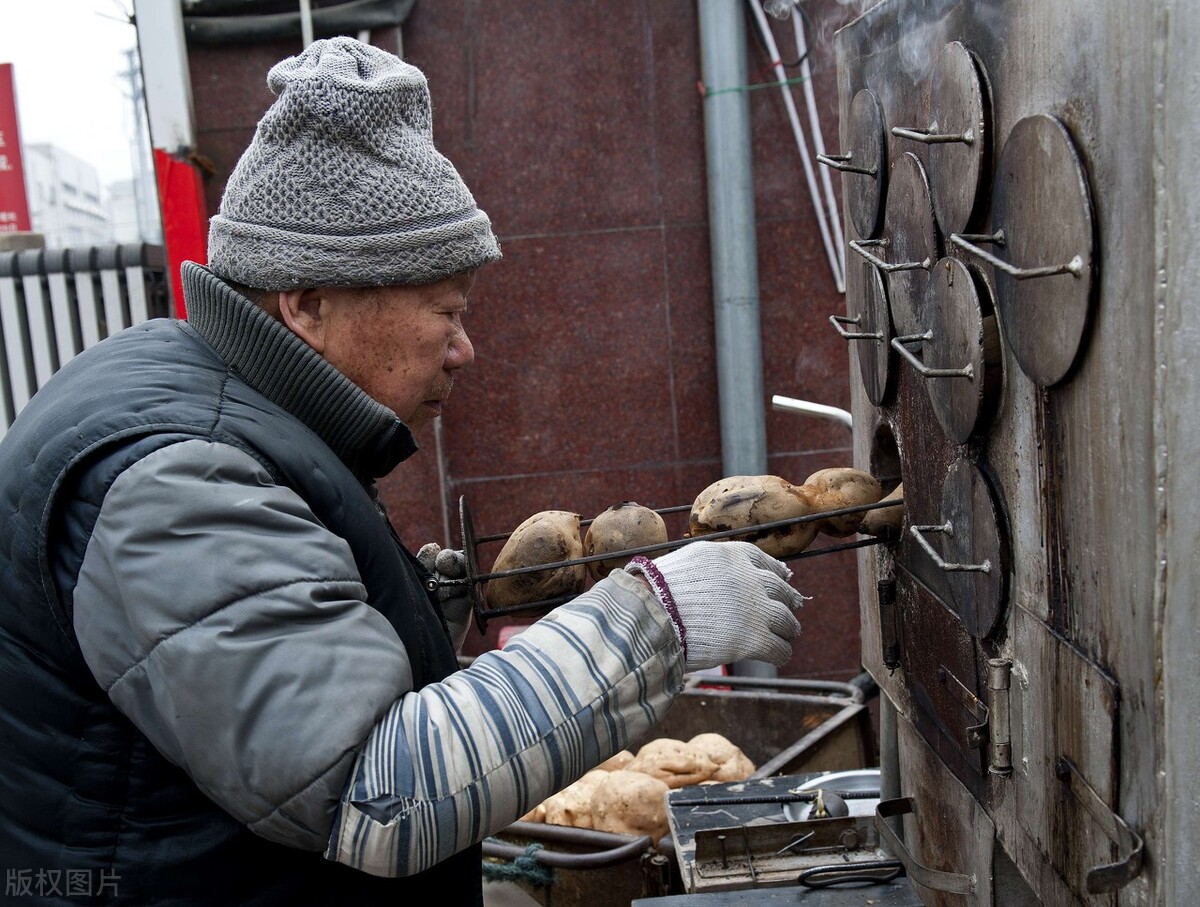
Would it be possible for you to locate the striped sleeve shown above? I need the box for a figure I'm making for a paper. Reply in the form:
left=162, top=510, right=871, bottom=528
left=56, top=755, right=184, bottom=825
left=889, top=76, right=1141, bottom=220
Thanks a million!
left=325, top=568, right=685, bottom=877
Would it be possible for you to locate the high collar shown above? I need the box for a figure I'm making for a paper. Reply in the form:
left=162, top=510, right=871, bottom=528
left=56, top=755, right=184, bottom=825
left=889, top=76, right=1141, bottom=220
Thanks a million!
left=180, top=262, right=418, bottom=479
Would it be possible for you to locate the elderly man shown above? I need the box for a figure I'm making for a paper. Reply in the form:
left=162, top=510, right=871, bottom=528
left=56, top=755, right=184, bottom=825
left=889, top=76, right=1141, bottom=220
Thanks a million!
left=0, top=38, right=803, bottom=905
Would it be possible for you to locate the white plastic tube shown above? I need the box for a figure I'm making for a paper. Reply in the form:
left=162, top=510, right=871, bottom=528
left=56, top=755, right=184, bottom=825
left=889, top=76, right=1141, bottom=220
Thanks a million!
left=792, top=8, right=846, bottom=279
left=746, top=0, right=845, bottom=292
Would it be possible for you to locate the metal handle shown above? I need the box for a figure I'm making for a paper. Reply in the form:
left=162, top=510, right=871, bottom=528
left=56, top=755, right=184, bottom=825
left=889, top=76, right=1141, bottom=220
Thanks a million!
left=874, top=798, right=976, bottom=895
left=891, top=332, right=974, bottom=379
left=849, top=238, right=931, bottom=273
left=816, top=151, right=877, bottom=175
left=909, top=521, right=992, bottom=573
left=950, top=231, right=1084, bottom=280
left=891, top=124, right=975, bottom=145
left=829, top=314, right=883, bottom=342
left=1055, top=758, right=1145, bottom=893
left=486, top=822, right=653, bottom=869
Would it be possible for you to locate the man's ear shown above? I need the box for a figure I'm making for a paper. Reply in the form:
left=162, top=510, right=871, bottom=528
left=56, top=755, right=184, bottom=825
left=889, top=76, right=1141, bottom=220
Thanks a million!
left=278, top=288, right=328, bottom=354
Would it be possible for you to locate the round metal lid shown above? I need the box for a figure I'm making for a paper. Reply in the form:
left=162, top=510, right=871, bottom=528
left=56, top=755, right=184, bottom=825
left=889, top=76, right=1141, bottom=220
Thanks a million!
left=983, top=114, right=1095, bottom=386
left=882, top=153, right=939, bottom=336
left=859, top=261, right=895, bottom=405
left=921, top=258, right=1002, bottom=443
left=928, top=42, right=990, bottom=236
left=940, top=458, right=1007, bottom=639
left=835, top=259, right=896, bottom=406
left=847, top=88, right=887, bottom=239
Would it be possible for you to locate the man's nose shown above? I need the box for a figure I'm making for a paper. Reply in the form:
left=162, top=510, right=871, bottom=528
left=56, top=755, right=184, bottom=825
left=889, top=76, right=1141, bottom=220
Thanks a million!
left=447, top=327, right=474, bottom=369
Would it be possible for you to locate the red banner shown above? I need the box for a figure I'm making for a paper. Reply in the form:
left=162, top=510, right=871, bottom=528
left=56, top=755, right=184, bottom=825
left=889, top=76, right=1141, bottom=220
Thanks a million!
left=0, top=63, right=31, bottom=233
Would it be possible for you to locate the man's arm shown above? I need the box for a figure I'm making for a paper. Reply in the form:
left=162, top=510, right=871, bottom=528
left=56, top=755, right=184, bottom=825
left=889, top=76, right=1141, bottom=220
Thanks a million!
left=327, top=568, right=680, bottom=877
left=71, top=438, right=682, bottom=867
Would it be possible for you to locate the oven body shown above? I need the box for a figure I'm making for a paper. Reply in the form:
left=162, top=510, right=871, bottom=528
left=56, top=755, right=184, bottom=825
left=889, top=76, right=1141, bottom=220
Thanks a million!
left=836, top=2, right=1200, bottom=904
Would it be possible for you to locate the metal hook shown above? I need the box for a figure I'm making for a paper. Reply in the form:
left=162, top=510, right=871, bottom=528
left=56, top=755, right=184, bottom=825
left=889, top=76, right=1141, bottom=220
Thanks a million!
left=950, top=231, right=1084, bottom=280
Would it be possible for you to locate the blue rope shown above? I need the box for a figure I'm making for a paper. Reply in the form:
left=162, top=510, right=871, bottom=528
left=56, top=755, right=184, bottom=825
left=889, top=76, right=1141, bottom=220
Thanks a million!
left=482, top=841, right=555, bottom=889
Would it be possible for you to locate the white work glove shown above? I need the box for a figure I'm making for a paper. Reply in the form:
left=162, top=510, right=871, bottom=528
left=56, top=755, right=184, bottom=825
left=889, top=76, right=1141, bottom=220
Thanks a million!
left=416, top=543, right=473, bottom=653
left=625, top=540, right=805, bottom=673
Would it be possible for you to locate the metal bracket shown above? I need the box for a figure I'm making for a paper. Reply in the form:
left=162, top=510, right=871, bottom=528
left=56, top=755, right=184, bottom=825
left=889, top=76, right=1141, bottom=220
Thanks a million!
left=937, top=664, right=989, bottom=750
left=910, top=521, right=992, bottom=573
left=875, top=797, right=977, bottom=895
left=950, top=231, right=1084, bottom=280
left=829, top=313, right=883, bottom=342
left=816, top=151, right=877, bottom=175
left=1054, top=757, right=1145, bottom=894
left=848, top=237, right=932, bottom=273
left=892, top=331, right=975, bottom=379
left=891, top=123, right=976, bottom=145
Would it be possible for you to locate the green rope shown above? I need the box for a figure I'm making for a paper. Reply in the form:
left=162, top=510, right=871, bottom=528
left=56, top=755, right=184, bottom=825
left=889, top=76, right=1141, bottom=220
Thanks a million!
left=705, top=74, right=811, bottom=98
left=482, top=841, right=555, bottom=889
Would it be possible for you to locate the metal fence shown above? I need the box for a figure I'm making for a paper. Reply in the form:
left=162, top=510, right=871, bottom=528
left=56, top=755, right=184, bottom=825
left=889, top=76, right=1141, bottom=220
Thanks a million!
left=0, top=244, right=171, bottom=437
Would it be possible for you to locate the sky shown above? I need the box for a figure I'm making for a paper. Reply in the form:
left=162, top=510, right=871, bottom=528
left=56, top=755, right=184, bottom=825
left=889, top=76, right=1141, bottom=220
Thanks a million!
left=0, top=0, right=142, bottom=186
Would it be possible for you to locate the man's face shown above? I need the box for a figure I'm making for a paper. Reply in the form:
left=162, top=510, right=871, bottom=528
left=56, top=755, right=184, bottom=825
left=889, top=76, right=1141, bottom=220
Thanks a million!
left=309, top=271, right=476, bottom=430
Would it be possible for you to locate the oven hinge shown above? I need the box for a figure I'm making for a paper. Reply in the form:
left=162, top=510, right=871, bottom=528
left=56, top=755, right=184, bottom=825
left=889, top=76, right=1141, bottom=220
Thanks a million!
left=877, top=578, right=900, bottom=671
left=986, top=657, right=1013, bottom=776
left=936, top=658, right=1013, bottom=775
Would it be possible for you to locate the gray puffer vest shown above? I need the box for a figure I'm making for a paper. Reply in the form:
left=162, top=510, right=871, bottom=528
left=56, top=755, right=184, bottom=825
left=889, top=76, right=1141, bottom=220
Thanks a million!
left=0, top=264, right=480, bottom=905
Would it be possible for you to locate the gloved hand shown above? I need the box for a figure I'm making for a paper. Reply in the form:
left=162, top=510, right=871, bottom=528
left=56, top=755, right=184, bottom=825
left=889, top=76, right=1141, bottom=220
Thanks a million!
left=416, top=543, right=473, bottom=652
left=625, top=540, right=805, bottom=673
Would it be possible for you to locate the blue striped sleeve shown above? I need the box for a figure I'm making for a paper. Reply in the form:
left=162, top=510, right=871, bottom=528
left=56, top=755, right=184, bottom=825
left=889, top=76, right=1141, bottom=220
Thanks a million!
left=325, top=568, right=684, bottom=877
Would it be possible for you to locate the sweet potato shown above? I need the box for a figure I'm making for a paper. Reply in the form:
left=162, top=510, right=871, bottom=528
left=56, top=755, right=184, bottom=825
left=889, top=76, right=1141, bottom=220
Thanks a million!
left=627, top=738, right=717, bottom=789
left=542, top=769, right=609, bottom=829
left=803, top=468, right=883, bottom=537
left=686, top=475, right=818, bottom=558
left=591, top=770, right=671, bottom=841
left=687, top=733, right=756, bottom=783
left=861, top=482, right=904, bottom=537
left=584, top=502, right=669, bottom=581
left=486, top=510, right=586, bottom=607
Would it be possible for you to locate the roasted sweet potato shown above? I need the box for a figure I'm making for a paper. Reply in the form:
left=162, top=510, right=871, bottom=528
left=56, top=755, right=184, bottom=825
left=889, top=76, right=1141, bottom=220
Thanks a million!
left=485, top=510, right=586, bottom=607
left=686, top=475, right=818, bottom=558
left=584, top=502, right=669, bottom=581
left=803, top=468, right=883, bottom=537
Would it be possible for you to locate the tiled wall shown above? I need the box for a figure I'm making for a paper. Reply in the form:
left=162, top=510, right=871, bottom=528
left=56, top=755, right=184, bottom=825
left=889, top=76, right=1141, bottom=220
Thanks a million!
left=187, top=0, right=864, bottom=680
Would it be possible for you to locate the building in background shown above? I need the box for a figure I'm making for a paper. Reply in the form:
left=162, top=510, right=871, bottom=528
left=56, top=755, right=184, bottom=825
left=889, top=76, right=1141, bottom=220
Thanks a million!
left=23, top=143, right=110, bottom=248
left=107, top=175, right=162, bottom=244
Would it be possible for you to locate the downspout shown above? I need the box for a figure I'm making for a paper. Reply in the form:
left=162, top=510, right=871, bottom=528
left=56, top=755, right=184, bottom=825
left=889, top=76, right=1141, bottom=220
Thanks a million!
left=697, top=0, right=773, bottom=678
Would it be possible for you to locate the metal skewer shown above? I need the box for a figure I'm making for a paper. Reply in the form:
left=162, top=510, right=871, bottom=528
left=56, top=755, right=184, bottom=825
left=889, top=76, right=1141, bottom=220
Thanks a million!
left=450, top=496, right=905, bottom=632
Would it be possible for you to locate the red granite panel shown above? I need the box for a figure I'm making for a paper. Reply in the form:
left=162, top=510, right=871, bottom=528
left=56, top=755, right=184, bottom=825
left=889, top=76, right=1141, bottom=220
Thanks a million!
left=662, top=224, right=721, bottom=465
left=188, top=39, right=295, bottom=133
left=758, top=217, right=854, bottom=458
left=440, top=228, right=676, bottom=480
left=405, top=0, right=663, bottom=236
left=647, top=1, right=708, bottom=227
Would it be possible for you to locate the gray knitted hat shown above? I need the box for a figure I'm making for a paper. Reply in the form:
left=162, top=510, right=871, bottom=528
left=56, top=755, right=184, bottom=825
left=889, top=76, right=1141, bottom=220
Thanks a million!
left=207, top=37, right=501, bottom=289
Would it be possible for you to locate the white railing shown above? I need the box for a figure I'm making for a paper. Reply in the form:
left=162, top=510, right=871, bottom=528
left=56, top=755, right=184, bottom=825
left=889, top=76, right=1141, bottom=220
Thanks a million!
left=0, top=244, right=171, bottom=437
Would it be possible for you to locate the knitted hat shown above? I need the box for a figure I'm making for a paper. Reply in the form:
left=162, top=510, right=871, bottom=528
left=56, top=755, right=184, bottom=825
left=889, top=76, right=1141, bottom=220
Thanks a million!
left=206, top=37, right=501, bottom=289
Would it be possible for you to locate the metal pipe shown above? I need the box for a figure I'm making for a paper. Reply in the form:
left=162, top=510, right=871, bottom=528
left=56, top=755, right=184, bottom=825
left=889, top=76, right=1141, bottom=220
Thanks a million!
left=771, top=394, right=853, bottom=429
left=299, top=0, right=314, bottom=47
left=698, top=0, right=768, bottom=483
left=698, top=0, right=772, bottom=679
